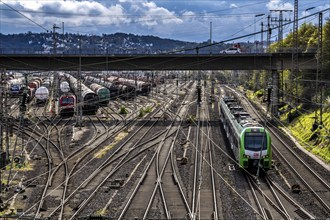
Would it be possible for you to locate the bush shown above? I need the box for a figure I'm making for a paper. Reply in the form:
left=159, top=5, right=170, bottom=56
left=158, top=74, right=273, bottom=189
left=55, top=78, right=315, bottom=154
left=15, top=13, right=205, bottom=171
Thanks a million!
left=286, top=107, right=302, bottom=123
left=119, top=106, right=128, bottom=114
left=139, top=108, right=145, bottom=117
left=254, top=90, right=264, bottom=98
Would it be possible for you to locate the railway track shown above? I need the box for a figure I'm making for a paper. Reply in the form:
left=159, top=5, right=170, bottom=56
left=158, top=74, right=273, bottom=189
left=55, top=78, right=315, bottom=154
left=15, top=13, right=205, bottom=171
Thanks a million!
left=2, top=70, right=328, bottom=220
left=31, top=88, right=170, bottom=216
left=226, top=86, right=330, bottom=218
left=1, top=73, right=174, bottom=218
left=246, top=173, right=314, bottom=219
left=195, top=94, right=219, bottom=220
left=8, top=110, right=71, bottom=219
left=117, top=83, right=194, bottom=219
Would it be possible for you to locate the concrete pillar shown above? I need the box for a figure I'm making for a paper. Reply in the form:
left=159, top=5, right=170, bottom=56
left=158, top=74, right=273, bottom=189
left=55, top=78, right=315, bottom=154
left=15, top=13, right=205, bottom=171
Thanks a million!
left=271, top=69, right=279, bottom=117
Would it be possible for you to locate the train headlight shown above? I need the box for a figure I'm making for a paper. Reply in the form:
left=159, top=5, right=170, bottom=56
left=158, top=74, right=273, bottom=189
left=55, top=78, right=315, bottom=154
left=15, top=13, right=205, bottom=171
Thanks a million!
left=243, top=154, right=250, bottom=159
left=262, top=155, right=269, bottom=158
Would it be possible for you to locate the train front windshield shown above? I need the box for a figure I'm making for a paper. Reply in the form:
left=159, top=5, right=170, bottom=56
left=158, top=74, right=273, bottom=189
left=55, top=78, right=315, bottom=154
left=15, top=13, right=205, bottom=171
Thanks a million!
left=244, top=132, right=267, bottom=151
left=62, top=97, right=74, bottom=104
left=10, top=85, right=20, bottom=91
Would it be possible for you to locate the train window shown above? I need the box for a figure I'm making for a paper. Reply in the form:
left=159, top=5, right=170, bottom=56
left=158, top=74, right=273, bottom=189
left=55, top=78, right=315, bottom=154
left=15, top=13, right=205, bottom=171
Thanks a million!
left=62, top=97, right=74, bottom=104
left=244, top=133, right=267, bottom=151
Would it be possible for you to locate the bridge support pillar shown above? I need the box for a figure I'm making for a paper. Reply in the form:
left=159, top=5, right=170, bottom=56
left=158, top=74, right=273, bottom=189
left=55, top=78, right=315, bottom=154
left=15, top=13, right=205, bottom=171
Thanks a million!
left=271, top=69, right=279, bottom=117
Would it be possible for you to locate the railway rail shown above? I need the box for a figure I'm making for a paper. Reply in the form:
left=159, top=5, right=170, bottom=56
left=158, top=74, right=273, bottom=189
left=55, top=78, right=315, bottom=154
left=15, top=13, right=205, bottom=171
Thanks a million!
left=226, top=86, right=330, bottom=218
left=1, top=75, right=329, bottom=220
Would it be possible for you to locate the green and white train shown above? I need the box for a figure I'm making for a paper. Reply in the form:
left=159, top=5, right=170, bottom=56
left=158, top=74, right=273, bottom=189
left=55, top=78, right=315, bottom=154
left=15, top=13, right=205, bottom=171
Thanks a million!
left=220, top=97, right=272, bottom=170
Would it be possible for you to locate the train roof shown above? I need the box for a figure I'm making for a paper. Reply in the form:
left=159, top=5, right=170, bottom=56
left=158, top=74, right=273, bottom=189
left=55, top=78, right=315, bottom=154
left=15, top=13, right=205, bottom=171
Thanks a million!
left=221, top=96, right=262, bottom=132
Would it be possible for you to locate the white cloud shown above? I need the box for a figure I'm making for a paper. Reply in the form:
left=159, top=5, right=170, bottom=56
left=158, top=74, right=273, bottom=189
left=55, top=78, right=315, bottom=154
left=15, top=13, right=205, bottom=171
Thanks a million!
left=5, top=0, right=328, bottom=42
left=266, top=0, right=293, bottom=10
left=1, top=0, right=130, bottom=29
left=230, top=4, right=238, bottom=9
left=181, top=11, right=196, bottom=22
left=142, top=2, right=182, bottom=25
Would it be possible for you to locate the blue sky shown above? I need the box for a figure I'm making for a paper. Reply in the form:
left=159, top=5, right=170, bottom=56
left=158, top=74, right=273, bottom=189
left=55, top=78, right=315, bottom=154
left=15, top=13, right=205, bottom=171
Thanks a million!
left=0, top=0, right=329, bottom=42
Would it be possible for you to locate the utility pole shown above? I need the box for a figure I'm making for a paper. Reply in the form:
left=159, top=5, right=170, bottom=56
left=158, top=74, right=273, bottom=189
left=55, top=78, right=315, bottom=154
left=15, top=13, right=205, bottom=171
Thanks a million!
left=4, top=78, right=9, bottom=164
left=0, top=68, right=9, bottom=194
left=196, top=48, right=201, bottom=105
left=52, top=24, right=60, bottom=55
left=292, top=0, right=299, bottom=108
left=265, top=15, right=272, bottom=105
left=53, top=24, right=61, bottom=117
left=254, top=14, right=265, bottom=53
left=76, top=57, right=83, bottom=128
left=260, top=22, right=264, bottom=53
left=0, top=69, right=4, bottom=193
left=176, top=71, right=178, bottom=99
left=317, top=12, right=323, bottom=125
left=270, top=9, right=292, bottom=52
left=267, top=15, right=271, bottom=50
left=210, top=21, right=212, bottom=54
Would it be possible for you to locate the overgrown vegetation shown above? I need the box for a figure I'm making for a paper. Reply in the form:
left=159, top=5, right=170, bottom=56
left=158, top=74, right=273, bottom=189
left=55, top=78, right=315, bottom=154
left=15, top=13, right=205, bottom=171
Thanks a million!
left=119, top=106, right=128, bottom=114
left=186, top=114, right=196, bottom=124
left=138, top=106, right=153, bottom=118
left=244, top=87, right=329, bottom=163
left=94, top=132, right=128, bottom=158
left=286, top=111, right=330, bottom=163
left=217, top=19, right=330, bottom=163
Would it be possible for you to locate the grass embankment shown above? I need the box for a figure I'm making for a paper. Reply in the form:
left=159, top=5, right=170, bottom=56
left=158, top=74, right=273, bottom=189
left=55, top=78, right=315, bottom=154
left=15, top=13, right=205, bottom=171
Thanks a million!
left=246, top=88, right=330, bottom=164
left=284, top=110, right=330, bottom=163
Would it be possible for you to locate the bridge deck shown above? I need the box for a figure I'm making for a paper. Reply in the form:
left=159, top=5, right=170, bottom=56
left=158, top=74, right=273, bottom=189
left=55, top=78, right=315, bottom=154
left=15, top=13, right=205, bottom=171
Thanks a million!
left=0, top=53, right=316, bottom=71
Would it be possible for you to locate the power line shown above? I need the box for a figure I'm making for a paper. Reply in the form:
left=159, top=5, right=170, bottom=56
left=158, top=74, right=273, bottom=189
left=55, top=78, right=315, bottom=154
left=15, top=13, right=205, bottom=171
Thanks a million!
left=0, top=8, right=267, bottom=18
left=169, top=7, right=330, bottom=54
left=0, top=0, right=49, bottom=32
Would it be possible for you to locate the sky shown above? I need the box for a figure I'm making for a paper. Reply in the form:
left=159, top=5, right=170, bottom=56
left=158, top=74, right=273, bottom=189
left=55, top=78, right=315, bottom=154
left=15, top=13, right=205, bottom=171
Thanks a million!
left=0, top=0, right=329, bottom=42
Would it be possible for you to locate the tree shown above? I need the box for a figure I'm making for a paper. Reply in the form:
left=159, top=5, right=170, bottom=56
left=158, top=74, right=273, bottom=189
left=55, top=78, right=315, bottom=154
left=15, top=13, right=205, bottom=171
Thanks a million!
left=323, top=18, right=330, bottom=71
left=268, top=23, right=323, bottom=109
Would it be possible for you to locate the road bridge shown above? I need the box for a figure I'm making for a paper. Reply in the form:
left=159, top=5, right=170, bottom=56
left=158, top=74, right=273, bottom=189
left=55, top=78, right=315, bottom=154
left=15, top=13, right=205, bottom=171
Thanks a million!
left=0, top=53, right=316, bottom=71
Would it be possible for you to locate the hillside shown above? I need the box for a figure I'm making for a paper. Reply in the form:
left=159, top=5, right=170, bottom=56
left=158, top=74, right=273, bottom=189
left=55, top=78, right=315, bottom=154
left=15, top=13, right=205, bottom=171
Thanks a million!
left=246, top=88, right=330, bottom=164
left=283, top=109, right=330, bottom=163
left=0, top=32, right=230, bottom=55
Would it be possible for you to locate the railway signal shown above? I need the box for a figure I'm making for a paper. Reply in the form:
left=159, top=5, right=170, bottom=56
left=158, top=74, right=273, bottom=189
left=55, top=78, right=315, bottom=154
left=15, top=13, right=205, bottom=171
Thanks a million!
left=197, top=85, right=202, bottom=104
left=267, top=86, right=272, bottom=104
left=19, top=89, right=28, bottom=113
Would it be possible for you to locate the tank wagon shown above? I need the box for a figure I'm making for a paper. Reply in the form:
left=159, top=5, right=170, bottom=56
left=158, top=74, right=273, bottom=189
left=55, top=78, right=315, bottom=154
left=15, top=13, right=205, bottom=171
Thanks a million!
left=35, top=86, right=49, bottom=105
left=28, top=78, right=42, bottom=91
left=20, top=78, right=43, bottom=102
left=65, top=74, right=99, bottom=114
left=85, top=76, right=133, bottom=100
left=105, top=76, right=135, bottom=99
left=117, top=77, right=151, bottom=95
left=89, top=83, right=110, bottom=106
left=42, top=77, right=53, bottom=89
left=60, top=81, right=71, bottom=94
left=220, top=97, right=272, bottom=170
left=136, top=74, right=164, bottom=86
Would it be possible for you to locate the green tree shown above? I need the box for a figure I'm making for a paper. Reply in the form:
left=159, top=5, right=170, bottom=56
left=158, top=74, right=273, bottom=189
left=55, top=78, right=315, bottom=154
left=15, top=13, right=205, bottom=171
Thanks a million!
left=322, top=18, right=330, bottom=100
left=323, top=18, right=330, bottom=71
left=269, top=22, right=323, bottom=109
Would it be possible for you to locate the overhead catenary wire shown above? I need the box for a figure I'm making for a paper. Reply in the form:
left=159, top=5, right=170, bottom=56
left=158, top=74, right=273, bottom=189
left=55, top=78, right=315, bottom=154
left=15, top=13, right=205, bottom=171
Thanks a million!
left=2, top=73, right=325, bottom=219
left=0, top=3, right=328, bottom=56
left=0, top=0, right=49, bottom=32
left=1, top=0, right=328, bottom=43
left=170, top=7, right=330, bottom=54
